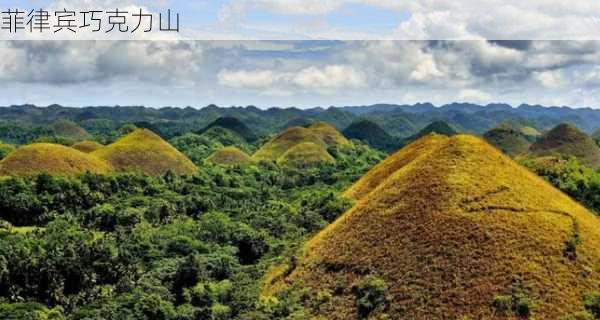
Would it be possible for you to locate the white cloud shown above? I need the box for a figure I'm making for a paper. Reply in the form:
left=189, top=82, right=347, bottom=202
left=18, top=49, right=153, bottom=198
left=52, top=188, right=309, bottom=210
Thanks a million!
left=458, top=88, right=491, bottom=102
left=217, top=64, right=366, bottom=95
left=532, top=70, right=566, bottom=88
left=218, top=69, right=278, bottom=89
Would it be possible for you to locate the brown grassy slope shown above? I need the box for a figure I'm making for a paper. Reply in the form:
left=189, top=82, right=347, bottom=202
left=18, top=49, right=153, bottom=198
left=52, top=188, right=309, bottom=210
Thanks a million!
left=308, top=122, right=351, bottom=147
left=0, top=143, right=112, bottom=176
left=530, top=123, right=600, bottom=169
left=267, top=135, right=600, bottom=319
left=205, top=146, right=253, bottom=166
left=52, top=119, right=90, bottom=139
left=252, top=126, right=327, bottom=162
left=72, top=140, right=104, bottom=153
left=92, top=129, right=197, bottom=175
left=277, top=142, right=335, bottom=167
left=344, top=134, right=449, bottom=201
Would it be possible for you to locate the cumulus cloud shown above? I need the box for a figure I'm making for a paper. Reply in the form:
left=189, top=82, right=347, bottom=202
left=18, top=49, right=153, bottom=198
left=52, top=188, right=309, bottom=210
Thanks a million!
left=4, top=40, right=600, bottom=107
left=218, top=64, right=366, bottom=95
left=532, top=70, right=566, bottom=88
left=0, top=41, right=203, bottom=85
left=458, top=88, right=491, bottom=102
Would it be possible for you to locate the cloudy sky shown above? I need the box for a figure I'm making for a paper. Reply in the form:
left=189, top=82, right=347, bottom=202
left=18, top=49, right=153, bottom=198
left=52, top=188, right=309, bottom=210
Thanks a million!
left=2, top=40, right=600, bottom=108
left=3, top=1, right=600, bottom=108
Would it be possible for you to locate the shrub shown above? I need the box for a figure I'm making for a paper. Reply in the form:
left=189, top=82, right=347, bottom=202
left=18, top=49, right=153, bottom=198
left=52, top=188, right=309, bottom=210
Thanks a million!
left=584, top=292, right=600, bottom=318
left=352, top=276, right=388, bottom=318
left=492, top=295, right=513, bottom=315
left=492, top=293, right=535, bottom=317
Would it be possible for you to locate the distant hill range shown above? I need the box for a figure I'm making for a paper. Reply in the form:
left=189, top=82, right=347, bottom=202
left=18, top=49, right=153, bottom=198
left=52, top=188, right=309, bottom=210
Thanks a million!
left=4, top=103, right=600, bottom=144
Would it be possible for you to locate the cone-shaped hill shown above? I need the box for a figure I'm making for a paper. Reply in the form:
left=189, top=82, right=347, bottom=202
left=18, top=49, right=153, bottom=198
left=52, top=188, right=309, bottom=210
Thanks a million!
left=281, top=117, right=314, bottom=129
left=198, top=117, right=256, bottom=141
left=71, top=140, right=104, bottom=153
left=483, top=125, right=531, bottom=156
left=205, top=146, right=252, bottom=166
left=308, top=122, right=351, bottom=147
left=252, top=123, right=349, bottom=165
left=267, top=134, right=600, bottom=319
left=402, top=120, right=458, bottom=146
left=0, top=143, right=112, bottom=177
left=414, top=120, right=458, bottom=138
left=520, top=126, right=541, bottom=140
left=343, top=120, right=397, bottom=152
left=530, top=123, right=600, bottom=169
left=277, top=142, right=335, bottom=167
left=92, top=129, right=197, bottom=176
left=52, top=119, right=90, bottom=140
left=252, top=126, right=328, bottom=162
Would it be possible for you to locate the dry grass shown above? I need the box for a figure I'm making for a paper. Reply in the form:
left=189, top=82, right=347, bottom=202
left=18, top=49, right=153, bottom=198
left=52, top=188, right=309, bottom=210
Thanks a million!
left=0, top=143, right=112, bottom=177
left=52, top=119, right=90, bottom=139
left=205, top=146, right=253, bottom=166
left=71, top=140, right=104, bottom=153
left=344, top=134, right=449, bottom=201
left=530, top=123, right=600, bottom=169
left=252, top=126, right=327, bottom=162
left=92, top=129, right=197, bottom=176
left=308, top=122, right=351, bottom=147
left=252, top=123, right=349, bottom=163
left=277, top=142, right=335, bottom=167
left=266, top=134, right=600, bottom=319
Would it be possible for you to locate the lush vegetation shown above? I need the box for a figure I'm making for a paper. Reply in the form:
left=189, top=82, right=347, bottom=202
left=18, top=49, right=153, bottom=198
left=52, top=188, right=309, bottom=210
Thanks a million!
left=0, top=139, right=384, bottom=319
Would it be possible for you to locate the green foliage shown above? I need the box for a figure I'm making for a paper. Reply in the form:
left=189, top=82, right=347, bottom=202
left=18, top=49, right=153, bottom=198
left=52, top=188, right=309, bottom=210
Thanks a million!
left=584, top=292, right=600, bottom=318
left=0, top=139, right=384, bottom=319
left=352, top=276, right=388, bottom=318
left=491, top=293, right=535, bottom=317
left=522, top=157, right=600, bottom=213
left=0, top=142, right=15, bottom=160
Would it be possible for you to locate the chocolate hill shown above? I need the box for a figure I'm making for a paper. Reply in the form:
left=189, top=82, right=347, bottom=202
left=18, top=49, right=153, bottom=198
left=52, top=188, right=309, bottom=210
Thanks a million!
left=0, top=143, right=111, bottom=177
left=266, top=134, right=600, bottom=319
left=92, top=129, right=197, bottom=176
left=530, top=123, right=600, bottom=169
left=205, top=146, right=253, bottom=166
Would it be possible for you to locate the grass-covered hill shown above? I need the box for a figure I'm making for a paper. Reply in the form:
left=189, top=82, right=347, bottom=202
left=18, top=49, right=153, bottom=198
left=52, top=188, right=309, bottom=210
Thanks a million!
left=251, top=126, right=328, bottom=162
left=205, top=146, right=253, bottom=166
left=307, top=122, right=351, bottom=147
left=92, top=128, right=197, bottom=176
left=483, top=125, right=532, bottom=156
left=413, top=120, right=458, bottom=138
left=52, top=119, right=90, bottom=140
left=277, top=142, right=335, bottom=167
left=520, top=125, right=541, bottom=141
left=530, top=123, right=600, bottom=169
left=198, top=117, right=256, bottom=142
left=342, top=119, right=397, bottom=152
left=251, top=122, right=351, bottom=165
left=267, top=134, right=600, bottom=319
left=0, top=143, right=112, bottom=176
left=71, top=140, right=104, bottom=153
